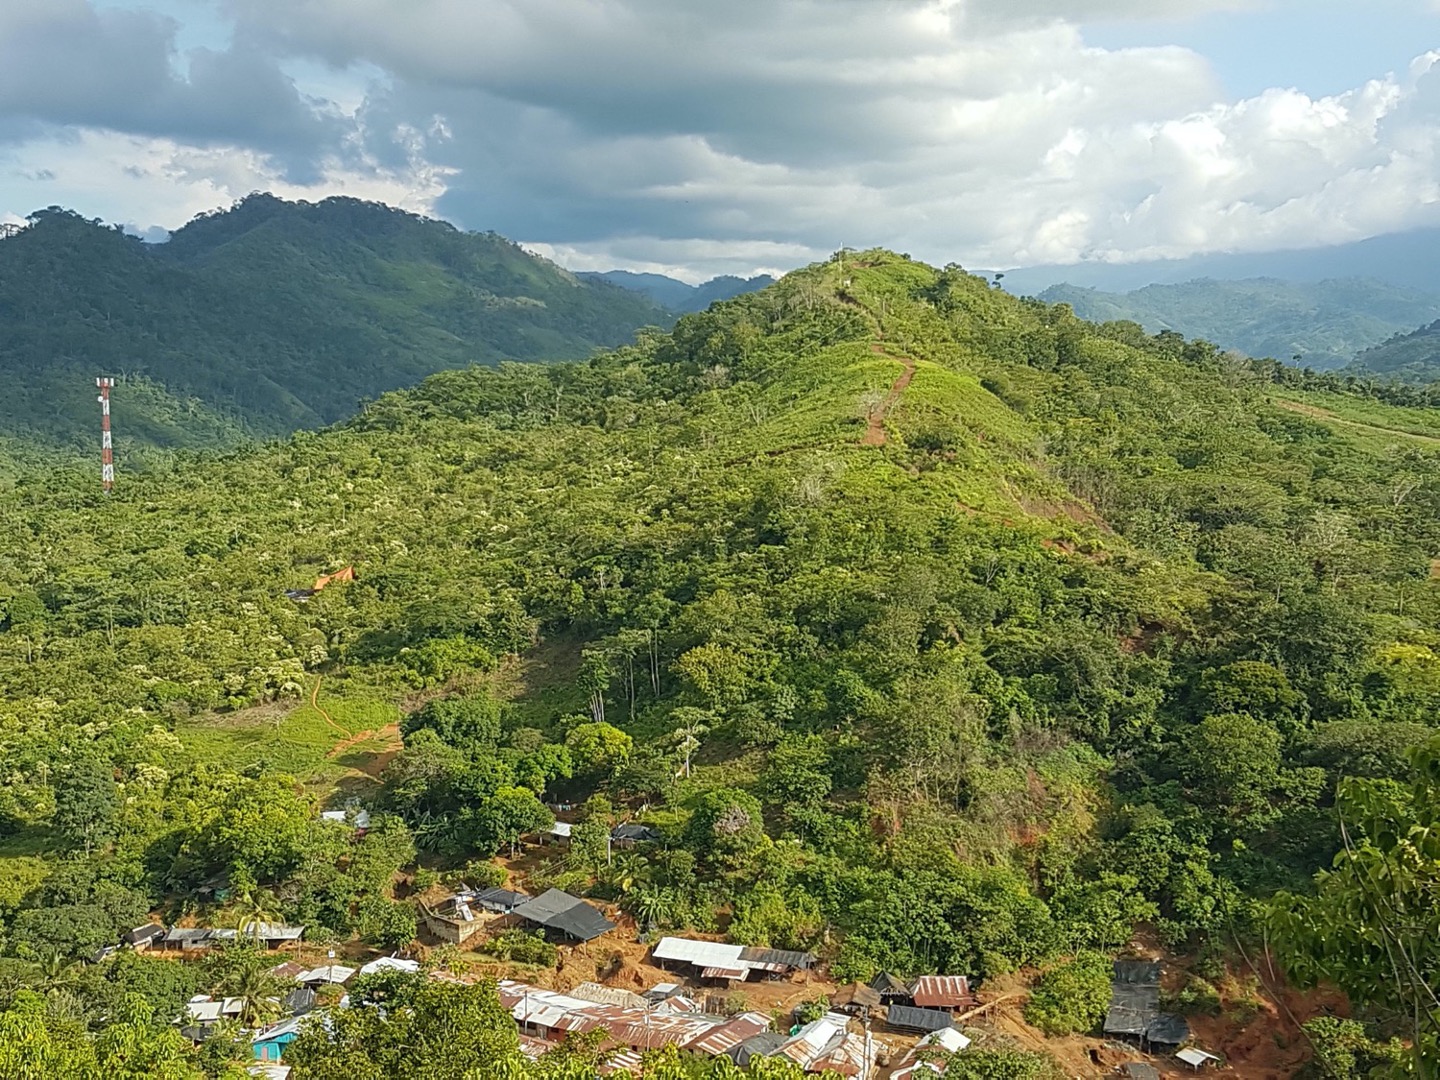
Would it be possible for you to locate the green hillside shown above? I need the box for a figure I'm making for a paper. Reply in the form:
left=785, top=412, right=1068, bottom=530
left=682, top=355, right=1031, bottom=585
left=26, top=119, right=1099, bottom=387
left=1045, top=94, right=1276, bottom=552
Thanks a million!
left=580, top=269, right=777, bottom=312
left=1348, top=318, right=1440, bottom=382
left=0, top=196, right=665, bottom=455
left=2, top=252, right=1438, bottom=1073
left=1041, top=276, right=1440, bottom=368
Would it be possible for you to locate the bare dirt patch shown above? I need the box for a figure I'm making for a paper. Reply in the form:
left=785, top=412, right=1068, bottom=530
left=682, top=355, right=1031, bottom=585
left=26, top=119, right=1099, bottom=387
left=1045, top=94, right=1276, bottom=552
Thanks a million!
left=862, top=343, right=918, bottom=447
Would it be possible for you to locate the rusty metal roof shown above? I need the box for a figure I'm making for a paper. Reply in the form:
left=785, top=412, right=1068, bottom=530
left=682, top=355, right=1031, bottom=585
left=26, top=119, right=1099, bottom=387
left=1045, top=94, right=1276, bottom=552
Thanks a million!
left=910, top=975, right=972, bottom=1008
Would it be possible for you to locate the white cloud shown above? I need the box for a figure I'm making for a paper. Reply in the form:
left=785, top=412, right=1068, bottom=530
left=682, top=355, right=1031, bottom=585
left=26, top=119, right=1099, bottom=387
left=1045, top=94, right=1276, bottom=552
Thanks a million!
left=3, top=0, right=1440, bottom=277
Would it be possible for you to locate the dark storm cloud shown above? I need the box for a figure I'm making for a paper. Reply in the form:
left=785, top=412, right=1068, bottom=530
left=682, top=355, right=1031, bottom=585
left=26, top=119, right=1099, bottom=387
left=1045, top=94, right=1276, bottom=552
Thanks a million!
left=0, top=0, right=348, bottom=179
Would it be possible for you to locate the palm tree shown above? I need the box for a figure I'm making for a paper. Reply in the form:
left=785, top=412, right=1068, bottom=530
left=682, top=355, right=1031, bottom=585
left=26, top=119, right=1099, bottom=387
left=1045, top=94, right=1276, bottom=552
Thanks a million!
left=231, top=886, right=283, bottom=944
left=221, top=965, right=286, bottom=1029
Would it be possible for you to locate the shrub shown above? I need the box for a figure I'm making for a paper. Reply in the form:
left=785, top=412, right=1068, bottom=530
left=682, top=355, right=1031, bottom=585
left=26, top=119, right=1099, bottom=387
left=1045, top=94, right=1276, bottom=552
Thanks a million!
left=482, top=929, right=558, bottom=968
left=1023, top=951, right=1112, bottom=1036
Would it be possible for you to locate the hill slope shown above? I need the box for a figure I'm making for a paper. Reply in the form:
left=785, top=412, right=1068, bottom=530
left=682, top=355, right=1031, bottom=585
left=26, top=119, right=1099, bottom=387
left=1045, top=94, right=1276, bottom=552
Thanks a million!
left=580, top=269, right=777, bottom=312
left=1040, top=277, right=1440, bottom=368
left=1, top=254, right=1437, bottom=1073
left=0, top=196, right=666, bottom=453
left=1347, top=318, right=1440, bottom=382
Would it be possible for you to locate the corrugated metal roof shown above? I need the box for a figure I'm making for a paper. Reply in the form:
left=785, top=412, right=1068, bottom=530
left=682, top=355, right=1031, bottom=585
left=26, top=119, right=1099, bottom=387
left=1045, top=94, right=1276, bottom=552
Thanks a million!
left=910, top=975, right=972, bottom=1007
left=682, top=1012, right=771, bottom=1057
left=738, top=945, right=815, bottom=970
left=700, top=965, right=748, bottom=980
left=651, top=937, right=746, bottom=967
left=887, top=1005, right=957, bottom=1032
left=549, top=822, right=573, bottom=838
left=569, top=983, right=650, bottom=1010
left=357, top=957, right=420, bottom=977
left=511, top=889, right=615, bottom=941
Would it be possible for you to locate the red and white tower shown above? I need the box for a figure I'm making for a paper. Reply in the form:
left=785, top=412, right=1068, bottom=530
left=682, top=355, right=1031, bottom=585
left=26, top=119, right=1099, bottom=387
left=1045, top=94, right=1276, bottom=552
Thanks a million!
left=96, top=377, right=115, bottom=493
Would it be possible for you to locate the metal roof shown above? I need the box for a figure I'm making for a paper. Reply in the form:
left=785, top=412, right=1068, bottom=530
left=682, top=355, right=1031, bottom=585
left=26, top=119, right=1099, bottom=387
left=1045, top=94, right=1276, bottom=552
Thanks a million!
left=1176, top=1048, right=1221, bottom=1066
left=472, top=887, right=529, bottom=912
left=164, top=928, right=212, bottom=943
left=357, top=957, right=421, bottom=977
left=123, top=924, right=166, bottom=945
left=549, top=821, right=573, bottom=838
left=832, top=983, right=881, bottom=1009
left=701, top=965, right=749, bottom=981
left=511, top=888, right=616, bottom=941
left=1122, top=1065, right=1161, bottom=1080
left=651, top=937, right=746, bottom=967
left=1114, top=959, right=1163, bottom=984
left=1145, top=1013, right=1191, bottom=1045
left=682, top=1012, right=771, bottom=1057
left=910, top=975, right=972, bottom=1007
left=869, top=971, right=912, bottom=997
left=728, top=1031, right=786, bottom=1065
left=296, top=964, right=355, bottom=984
left=320, top=809, right=372, bottom=829
left=1104, top=1005, right=1151, bottom=1037
left=611, top=824, right=661, bottom=842
left=570, top=983, right=651, bottom=1010
left=738, top=945, right=815, bottom=970
left=887, top=1005, right=958, bottom=1032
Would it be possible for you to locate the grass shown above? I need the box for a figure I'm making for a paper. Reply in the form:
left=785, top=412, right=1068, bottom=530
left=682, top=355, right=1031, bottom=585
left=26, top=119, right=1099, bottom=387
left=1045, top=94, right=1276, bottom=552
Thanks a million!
left=1270, top=389, right=1440, bottom=446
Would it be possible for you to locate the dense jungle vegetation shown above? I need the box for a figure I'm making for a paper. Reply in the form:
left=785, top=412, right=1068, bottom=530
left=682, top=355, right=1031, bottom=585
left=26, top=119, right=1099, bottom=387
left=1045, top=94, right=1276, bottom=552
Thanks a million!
left=0, top=195, right=664, bottom=454
left=1, top=251, right=1439, bottom=1075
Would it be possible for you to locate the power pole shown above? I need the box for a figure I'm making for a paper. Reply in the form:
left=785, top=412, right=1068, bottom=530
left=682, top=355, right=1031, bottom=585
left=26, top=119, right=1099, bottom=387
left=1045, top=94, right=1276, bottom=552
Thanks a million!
left=96, top=377, right=115, bottom=493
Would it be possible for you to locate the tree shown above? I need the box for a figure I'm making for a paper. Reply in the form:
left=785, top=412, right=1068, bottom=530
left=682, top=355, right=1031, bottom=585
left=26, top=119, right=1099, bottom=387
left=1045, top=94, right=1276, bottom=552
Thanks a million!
left=402, top=692, right=502, bottom=752
left=357, top=897, right=418, bottom=951
left=564, top=722, right=632, bottom=780
left=1023, top=951, right=1112, bottom=1035
left=684, top=788, right=766, bottom=865
left=668, top=707, right=712, bottom=780
left=51, top=756, right=119, bottom=855
left=1269, top=736, right=1440, bottom=1075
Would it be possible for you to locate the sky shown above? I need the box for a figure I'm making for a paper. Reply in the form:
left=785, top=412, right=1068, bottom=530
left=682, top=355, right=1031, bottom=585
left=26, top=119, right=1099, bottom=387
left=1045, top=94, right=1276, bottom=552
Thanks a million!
left=1, top=0, right=1439, bottom=282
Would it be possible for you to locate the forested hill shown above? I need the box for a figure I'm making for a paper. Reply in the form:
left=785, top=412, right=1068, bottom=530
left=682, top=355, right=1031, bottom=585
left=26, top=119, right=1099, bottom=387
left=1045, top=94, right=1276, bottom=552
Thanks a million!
left=0, top=195, right=665, bottom=454
left=579, top=269, right=777, bottom=312
left=1349, top=318, right=1440, bottom=383
left=1040, top=276, right=1440, bottom=369
left=3, top=252, right=1440, bottom=1073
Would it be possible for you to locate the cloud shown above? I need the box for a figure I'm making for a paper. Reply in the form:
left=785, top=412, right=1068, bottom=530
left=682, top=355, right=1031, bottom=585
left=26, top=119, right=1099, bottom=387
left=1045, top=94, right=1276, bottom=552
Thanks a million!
left=0, top=0, right=349, bottom=178
left=5, top=0, right=1440, bottom=277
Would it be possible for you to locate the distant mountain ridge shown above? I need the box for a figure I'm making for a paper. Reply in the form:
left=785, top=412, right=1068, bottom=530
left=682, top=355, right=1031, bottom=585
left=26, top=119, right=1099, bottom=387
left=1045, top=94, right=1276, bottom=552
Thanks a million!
left=0, top=195, right=666, bottom=456
left=579, top=270, right=777, bottom=312
left=1349, top=319, right=1440, bottom=383
left=1039, top=277, right=1440, bottom=369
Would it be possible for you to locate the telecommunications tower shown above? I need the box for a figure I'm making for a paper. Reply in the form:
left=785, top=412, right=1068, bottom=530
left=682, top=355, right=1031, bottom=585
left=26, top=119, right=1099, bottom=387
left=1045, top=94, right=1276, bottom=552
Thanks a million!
left=96, top=377, right=115, bottom=493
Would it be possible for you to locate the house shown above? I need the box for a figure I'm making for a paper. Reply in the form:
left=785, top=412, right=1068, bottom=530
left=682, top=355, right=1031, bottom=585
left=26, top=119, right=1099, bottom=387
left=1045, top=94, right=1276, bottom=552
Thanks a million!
left=510, top=888, right=616, bottom=942
left=1104, top=960, right=1189, bottom=1050
left=644, top=982, right=684, bottom=1003
left=283, top=987, right=316, bottom=1016
left=356, top=956, right=421, bottom=978
left=122, top=924, right=166, bottom=951
left=910, top=975, right=973, bottom=1010
left=247, top=923, right=306, bottom=950
left=610, top=823, right=662, bottom=848
left=650, top=936, right=815, bottom=982
left=830, top=982, right=881, bottom=1014
left=1176, top=1048, right=1222, bottom=1070
left=772, top=1015, right=876, bottom=1077
left=472, top=886, right=529, bottom=914
left=727, top=1032, right=787, bottom=1067
left=420, top=892, right=489, bottom=945
left=891, top=1027, right=973, bottom=1079
left=545, top=821, right=573, bottom=845
left=161, top=928, right=214, bottom=951
left=294, top=964, right=354, bottom=986
left=869, top=971, right=913, bottom=1006
left=248, top=1065, right=292, bottom=1080
left=1120, top=1065, right=1161, bottom=1080
left=320, top=809, right=371, bottom=835
left=569, top=982, right=651, bottom=1009
left=252, top=1016, right=308, bottom=1062
left=887, top=1005, right=959, bottom=1034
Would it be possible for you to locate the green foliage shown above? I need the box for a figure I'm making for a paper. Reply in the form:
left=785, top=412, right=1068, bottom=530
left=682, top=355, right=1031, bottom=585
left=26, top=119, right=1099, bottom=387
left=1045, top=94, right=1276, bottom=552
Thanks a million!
left=1301, top=1016, right=1404, bottom=1079
left=0, top=198, right=665, bottom=452
left=481, top=929, right=560, bottom=968
left=402, top=692, right=502, bottom=751
left=357, top=897, right=418, bottom=951
left=1023, top=950, right=1113, bottom=1035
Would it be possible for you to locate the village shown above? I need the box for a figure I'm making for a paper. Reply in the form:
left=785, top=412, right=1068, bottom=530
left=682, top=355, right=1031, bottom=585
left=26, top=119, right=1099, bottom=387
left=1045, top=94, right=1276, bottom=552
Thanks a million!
left=98, top=818, right=1231, bottom=1080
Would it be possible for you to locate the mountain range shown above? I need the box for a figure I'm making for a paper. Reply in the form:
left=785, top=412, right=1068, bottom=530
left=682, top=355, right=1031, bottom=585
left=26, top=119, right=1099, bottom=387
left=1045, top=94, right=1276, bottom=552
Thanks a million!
left=1040, top=278, right=1440, bottom=370
left=0, top=195, right=666, bottom=454
left=578, top=270, right=777, bottom=312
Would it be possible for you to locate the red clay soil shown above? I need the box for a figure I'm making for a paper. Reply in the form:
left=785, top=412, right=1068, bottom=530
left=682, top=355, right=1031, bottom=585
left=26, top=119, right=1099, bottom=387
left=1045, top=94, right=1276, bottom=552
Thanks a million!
left=862, top=342, right=917, bottom=447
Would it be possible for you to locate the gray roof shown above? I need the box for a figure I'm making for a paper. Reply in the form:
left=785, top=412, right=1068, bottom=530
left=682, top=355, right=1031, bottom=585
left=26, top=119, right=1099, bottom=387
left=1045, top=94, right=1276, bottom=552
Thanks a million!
left=511, top=888, right=616, bottom=941
left=612, top=824, right=661, bottom=842
left=727, top=1031, right=787, bottom=1065
left=1122, top=1065, right=1161, bottom=1080
left=473, top=887, right=529, bottom=913
left=1114, top=960, right=1163, bottom=984
left=886, top=1005, right=956, bottom=1032
left=869, top=971, right=911, bottom=998
left=164, top=928, right=212, bottom=943
left=123, top=924, right=166, bottom=945
left=1145, top=1014, right=1191, bottom=1045
left=738, top=945, right=816, bottom=970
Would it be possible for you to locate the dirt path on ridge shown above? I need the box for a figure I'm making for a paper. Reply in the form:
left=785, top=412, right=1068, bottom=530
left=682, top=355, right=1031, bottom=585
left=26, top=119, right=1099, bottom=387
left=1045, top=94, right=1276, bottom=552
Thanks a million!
left=862, top=341, right=917, bottom=447
left=311, top=676, right=347, bottom=738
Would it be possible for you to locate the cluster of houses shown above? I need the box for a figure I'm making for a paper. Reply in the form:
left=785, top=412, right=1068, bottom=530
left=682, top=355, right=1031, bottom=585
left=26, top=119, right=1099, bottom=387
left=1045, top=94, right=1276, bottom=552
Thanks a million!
left=503, top=980, right=872, bottom=1076
left=94, top=921, right=308, bottom=963
left=182, top=956, right=424, bottom=1072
